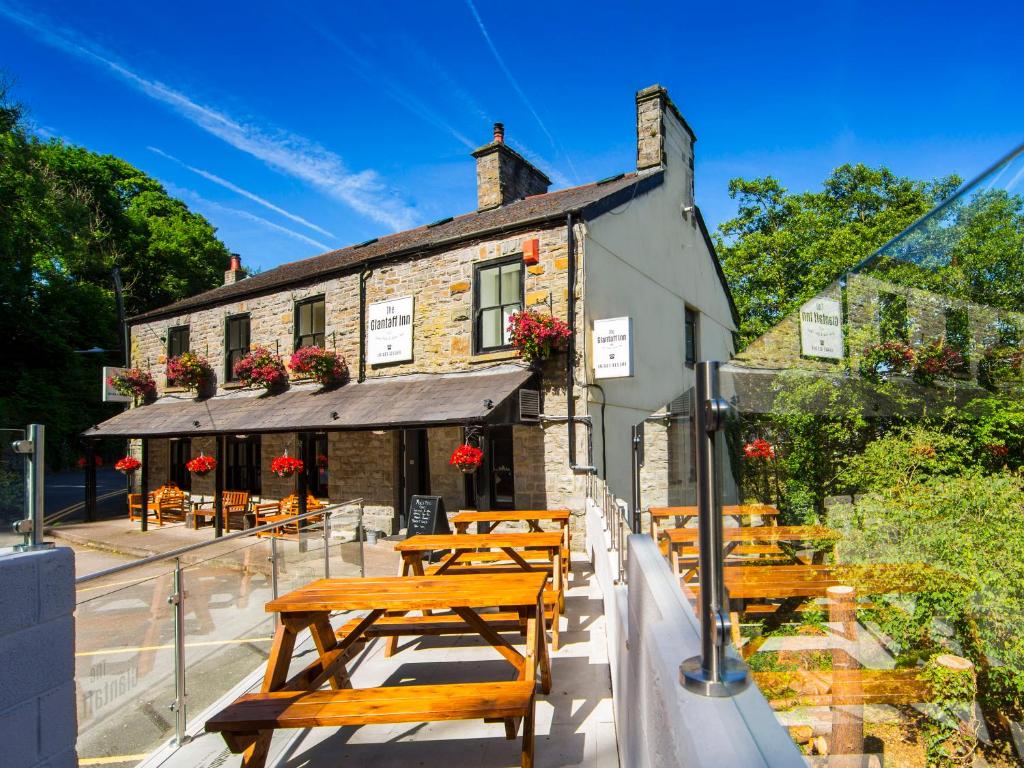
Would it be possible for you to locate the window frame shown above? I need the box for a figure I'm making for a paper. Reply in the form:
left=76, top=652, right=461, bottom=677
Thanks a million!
left=167, top=325, right=190, bottom=359
left=473, top=256, right=525, bottom=354
left=224, top=313, right=251, bottom=382
left=684, top=307, right=699, bottom=366
left=293, top=295, right=326, bottom=351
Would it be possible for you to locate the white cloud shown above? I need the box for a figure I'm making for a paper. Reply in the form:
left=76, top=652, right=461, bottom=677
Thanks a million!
left=147, top=146, right=335, bottom=238
left=0, top=2, right=418, bottom=231
left=164, top=181, right=331, bottom=252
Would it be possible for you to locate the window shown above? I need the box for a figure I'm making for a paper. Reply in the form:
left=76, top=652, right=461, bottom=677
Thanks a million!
left=167, top=325, right=190, bottom=359
left=684, top=308, right=698, bottom=365
left=168, top=439, right=191, bottom=492
left=225, top=436, right=261, bottom=495
left=224, top=314, right=251, bottom=381
left=474, top=258, right=523, bottom=353
left=294, top=296, right=325, bottom=350
left=879, top=293, right=908, bottom=343
left=945, top=307, right=970, bottom=372
left=301, top=433, right=329, bottom=498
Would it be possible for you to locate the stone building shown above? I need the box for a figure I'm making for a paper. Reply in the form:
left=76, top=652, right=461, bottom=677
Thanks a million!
left=86, top=84, right=737, bottom=536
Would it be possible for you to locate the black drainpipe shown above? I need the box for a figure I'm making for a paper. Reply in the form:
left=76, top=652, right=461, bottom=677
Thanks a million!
left=566, top=212, right=577, bottom=466
left=358, top=268, right=372, bottom=382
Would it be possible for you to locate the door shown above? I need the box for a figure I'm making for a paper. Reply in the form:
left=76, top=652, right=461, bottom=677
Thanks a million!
left=168, top=438, right=192, bottom=491
left=399, top=429, right=430, bottom=528
left=488, top=425, right=516, bottom=510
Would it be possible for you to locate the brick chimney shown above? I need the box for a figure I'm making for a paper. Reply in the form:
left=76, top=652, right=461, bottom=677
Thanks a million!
left=636, top=84, right=696, bottom=172
left=224, top=253, right=246, bottom=285
left=472, top=123, right=551, bottom=210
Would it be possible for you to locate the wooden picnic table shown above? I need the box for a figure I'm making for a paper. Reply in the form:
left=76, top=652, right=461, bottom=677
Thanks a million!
left=667, top=524, right=841, bottom=580
left=206, top=572, right=550, bottom=768
left=451, top=510, right=571, bottom=577
left=649, top=503, right=780, bottom=540
left=395, top=532, right=565, bottom=650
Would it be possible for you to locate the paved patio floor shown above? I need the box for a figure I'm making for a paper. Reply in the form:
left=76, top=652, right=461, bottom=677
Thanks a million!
left=149, top=555, right=617, bottom=768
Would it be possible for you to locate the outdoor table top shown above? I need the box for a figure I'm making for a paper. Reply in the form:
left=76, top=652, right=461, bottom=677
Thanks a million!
left=665, top=524, right=840, bottom=545
left=267, top=572, right=549, bottom=613
left=451, top=510, right=571, bottom=524
left=651, top=504, right=780, bottom=519
left=395, top=532, right=564, bottom=551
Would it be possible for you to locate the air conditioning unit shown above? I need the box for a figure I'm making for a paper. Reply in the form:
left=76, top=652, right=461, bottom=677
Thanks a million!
left=519, top=389, right=541, bottom=422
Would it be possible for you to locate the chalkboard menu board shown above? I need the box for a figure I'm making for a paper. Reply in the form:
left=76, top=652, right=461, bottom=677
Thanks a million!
left=406, top=495, right=451, bottom=537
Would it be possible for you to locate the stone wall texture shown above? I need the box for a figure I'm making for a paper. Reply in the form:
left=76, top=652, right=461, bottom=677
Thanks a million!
left=0, top=547, right=78, bottom=768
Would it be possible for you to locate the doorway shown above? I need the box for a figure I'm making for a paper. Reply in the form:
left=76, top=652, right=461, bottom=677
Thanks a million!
left=488, top=425, right=516, bottom=510
left=399, top=429, right=430, bottom=528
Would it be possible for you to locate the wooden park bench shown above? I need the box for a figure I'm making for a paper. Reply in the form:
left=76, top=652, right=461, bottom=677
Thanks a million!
left=253, top=494, right=324, bottom=537
left=128, top=484, right=187, bottom=527
left=191, top=491, right=251, bottom=531
left=649, top=503, right=779, bottom=541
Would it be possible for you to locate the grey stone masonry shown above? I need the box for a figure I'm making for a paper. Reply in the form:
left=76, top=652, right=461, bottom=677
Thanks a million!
left=0, top=547, right=78, bottom=768
left=472, top=124, right=551, bottom=210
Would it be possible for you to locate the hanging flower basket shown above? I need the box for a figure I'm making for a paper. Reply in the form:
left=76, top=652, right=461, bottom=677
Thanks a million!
left=289, top=346, right=349, bottom=387
left=115, top=456, right=141, bottom=475
left=316, top=453, right=329, bottom=469
left=75, top=455, right=104, bottom=470
left=107, top=368, right=157, bottom=403
left=233, top=346, right=288, bottom=391
left=507, top=310, right=572, bottom=364
left=270, top=454, right=304, bottom=478
left=186, top=454, right=217, bottom=476
left=743, top=438, right=776, bottom=461
left=858, top=341, right=916, bottom=381
left=166, top=352, right=213, bottom=393
left=449, top=444, right=484, bottom=474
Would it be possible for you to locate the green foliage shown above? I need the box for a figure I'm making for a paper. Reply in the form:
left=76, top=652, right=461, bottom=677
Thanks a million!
left=920, top=658, right=979, bottom=767
left=0, top=80, right=229, bottom=464
left=716, top=165, right=960, bottom=347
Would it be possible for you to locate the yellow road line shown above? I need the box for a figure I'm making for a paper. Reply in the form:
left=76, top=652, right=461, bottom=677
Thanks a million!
left=79, top=755, right=150, bottom=765
left=77, top=635, right=273, bottom=657
left=76, top=576, right=158, bottom=594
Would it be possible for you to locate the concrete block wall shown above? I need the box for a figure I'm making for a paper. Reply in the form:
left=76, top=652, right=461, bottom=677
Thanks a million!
left=0, top=547, right=77, bottom=768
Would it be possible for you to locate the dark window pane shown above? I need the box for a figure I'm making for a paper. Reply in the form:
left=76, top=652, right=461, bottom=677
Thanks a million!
left=879, top=293, right=908, bottom=343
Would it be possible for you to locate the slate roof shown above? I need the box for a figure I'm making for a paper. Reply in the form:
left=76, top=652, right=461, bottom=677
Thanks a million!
left=83, top=366, right=533, bottom=438
left=131, top=171, right=662, bottom=322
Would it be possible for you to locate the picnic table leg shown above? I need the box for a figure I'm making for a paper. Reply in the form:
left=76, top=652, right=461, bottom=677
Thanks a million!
left=310, top=615, right=349, bottom=689
left=552, top=548, right=564, bottom=613
left=384, top=556, right=415, bottom=658
left=534, top=596, right=552, bottom=694
left=241, top=619, right=300, bottom=768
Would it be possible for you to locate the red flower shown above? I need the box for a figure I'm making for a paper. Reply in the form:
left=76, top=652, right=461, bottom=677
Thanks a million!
left=75, top=455, right=103, bottom=469
left=107, top=368, right=157, bottom=402
left=114, top=456, right=141, bottom=474
left=449, top=444, right=484, bottom=472
left=743, top=438, right=776, bottom=461
left=233, top=347, right=288, bottom=390
left=985, top=443, right=1010, bottom=458
left=316, top=453, right=329, bottom=469
left=289, top=346, right=348, bottom=387
left=270, top=455, right=304, bottom=477
left=185, top=455, right=218, bottom=475
left=507, top=310, right=572, bottom=363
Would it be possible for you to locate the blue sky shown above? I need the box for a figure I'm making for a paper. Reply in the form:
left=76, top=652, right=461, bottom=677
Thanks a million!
left=2, top=0, right=1022, bottom=271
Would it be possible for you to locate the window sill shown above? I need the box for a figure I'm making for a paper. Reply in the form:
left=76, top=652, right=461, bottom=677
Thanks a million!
left=163, top=386, right=190, bottom=394
left=221, top=382, right=245, bottom=390
left=469, top=349, right=520, bottom=364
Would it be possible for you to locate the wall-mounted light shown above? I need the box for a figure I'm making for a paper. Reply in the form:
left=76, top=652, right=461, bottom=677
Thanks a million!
left=192, top=420, right=201, bottom=428
left=330, top=411, right=339, bottom=420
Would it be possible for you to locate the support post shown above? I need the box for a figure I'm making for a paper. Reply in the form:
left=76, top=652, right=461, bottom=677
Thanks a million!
left=84, top=439, right=97, bottom=523
left=828, top=585, right=863, bottom=762
left=214, top=434, right=224, bottom=537
left=140, top=438, right=149, bottom=533
left=296, top=434, right=308, bottom=552
left=169, top=557, right=190, bottom=745
left=680, top=361, right=749, bottom=697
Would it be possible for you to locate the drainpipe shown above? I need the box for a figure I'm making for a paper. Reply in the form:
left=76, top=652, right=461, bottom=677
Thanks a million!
left=358, top=268, right=373, bottom=383
left=564, top=213, right=595, bottom=473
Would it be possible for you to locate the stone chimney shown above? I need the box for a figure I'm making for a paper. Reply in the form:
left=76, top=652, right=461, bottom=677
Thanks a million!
left=472, top=123, right=551, bottom=210
left=636, top=84, right=696, bottom=172
left=224, top=253, right=246, bottom=285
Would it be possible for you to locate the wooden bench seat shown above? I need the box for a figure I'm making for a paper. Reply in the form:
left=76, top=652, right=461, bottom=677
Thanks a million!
left=206, top=681, right=537, bottom=766
left=339, top=609, right=557, bottom=638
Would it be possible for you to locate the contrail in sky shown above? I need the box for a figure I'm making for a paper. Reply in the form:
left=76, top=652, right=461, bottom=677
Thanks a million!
left=147, top=146, right=335, bottom=238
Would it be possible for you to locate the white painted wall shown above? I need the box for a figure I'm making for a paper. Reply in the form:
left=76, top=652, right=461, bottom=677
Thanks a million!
left=582, top=101, right=736, bottom=504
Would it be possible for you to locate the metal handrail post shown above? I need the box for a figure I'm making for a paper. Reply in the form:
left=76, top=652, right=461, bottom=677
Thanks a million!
left=358, top=502, right=365, bottom=578
left=323, top=507, right=331, bottom=579
left=12, top=424, right=51, bottom=551
left=169, top=557, right=189, bottom=745
left=681, top=361, right=750, bottom=696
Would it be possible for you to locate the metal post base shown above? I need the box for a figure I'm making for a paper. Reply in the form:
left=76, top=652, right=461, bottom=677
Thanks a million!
left=680, top=655, right=751, bottom=697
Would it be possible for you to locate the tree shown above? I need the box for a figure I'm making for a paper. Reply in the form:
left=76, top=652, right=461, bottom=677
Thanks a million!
left=715, top=165, right=961, bottom=347
left=0, top=80, right=230, bottom=466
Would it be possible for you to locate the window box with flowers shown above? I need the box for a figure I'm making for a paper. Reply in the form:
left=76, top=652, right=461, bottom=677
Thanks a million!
left=233, top=347, right=288, bottom=391
left=115, top=456, right=141, bottom=475
left=108, top=368, right=157, bottom=404
left=289, top=346, right=348, bottom=387
left=450, top=444, right=484, bottom=474
left=912, top=339, right=965, bottom=386
left=507, top=310, right=572, bottom=364
left=270, top=454, right=304, bottom=478
left=186, top=454, right=217, bottom=477
left=166, top=352, right=213, bottom=393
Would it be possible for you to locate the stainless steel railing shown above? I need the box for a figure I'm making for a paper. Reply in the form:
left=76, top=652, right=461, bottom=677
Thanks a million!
left=75, top=498, right=364, bottom=748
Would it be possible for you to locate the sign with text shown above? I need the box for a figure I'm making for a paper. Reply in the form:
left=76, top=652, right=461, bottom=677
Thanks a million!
left=800, top=297, right=844, bottom=360
left=101, top=366, right=131, bottom=403
left=593, top=317, right=633, bottom=378
left=367, top=296, right=414, bottom=365
left=406, top=495, right=450, bottom=537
